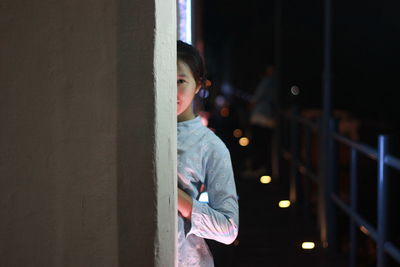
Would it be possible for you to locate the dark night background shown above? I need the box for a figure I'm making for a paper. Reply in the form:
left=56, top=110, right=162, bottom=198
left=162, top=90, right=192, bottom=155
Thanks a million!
left=202, top=0, right=400, bottom=131
left=200, top=1, right=400, bottom=266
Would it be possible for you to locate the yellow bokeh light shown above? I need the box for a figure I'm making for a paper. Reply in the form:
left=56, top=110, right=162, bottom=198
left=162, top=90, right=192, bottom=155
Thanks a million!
left=260, top=176, right=271, bottom=184
left=278, top=200, right=291, bottom=208
left=233, top=129, right=243, bottom=138
left=302, top=242, right=315, bottom=249
left=239, top=137, right=250, bottom=146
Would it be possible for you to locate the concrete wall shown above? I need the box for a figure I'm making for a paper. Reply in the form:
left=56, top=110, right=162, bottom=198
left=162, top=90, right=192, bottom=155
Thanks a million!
left=0, top=0, right=176, bottom=266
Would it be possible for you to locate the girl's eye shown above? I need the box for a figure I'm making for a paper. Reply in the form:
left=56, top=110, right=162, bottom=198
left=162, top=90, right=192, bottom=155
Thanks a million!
left=177, top=79, right=185, bottom=84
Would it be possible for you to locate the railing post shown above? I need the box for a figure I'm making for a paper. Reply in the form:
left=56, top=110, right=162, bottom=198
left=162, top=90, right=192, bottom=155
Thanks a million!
left=290, top=106, right=300, bottom=203
left=318, top=117, right=337, bottom=250
left=319, top=0, right=333, bottom=248
left=327, top=119, right=338, bottom=250
left=318, top=119, right=327, bottom=248
left=349, top=148, right=359, bottom=267
left=273, top=0, right=283, bottom=183
left=303, top=126, right=312, bottom=217
left=272, top=116, right=281, bottom=183
left=377, top=135, right=389, bottom=267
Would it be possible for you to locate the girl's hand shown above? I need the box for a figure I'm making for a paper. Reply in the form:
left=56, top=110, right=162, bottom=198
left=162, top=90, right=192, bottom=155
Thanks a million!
left=178, top=188, right=193, bottom=220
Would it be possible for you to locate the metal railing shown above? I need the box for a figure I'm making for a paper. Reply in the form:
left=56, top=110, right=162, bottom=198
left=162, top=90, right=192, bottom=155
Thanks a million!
left=279, top=108, right=400, bottom=267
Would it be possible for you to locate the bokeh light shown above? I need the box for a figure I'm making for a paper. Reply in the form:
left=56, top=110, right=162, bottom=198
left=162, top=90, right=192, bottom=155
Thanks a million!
left=260, top=176, right=272, bottom=184
left=302, top=242, right=315, bottom=249
left=239, top=137, right=250, bottom=146
left=220, top=107, right=229, bottom=117
left=198, top=88, right=209, bottom=98
left=279, top=200, right=291, bottom=208
left=233, top=129, right=243, bottom=138
left=290, top=85, right=300, bottom=95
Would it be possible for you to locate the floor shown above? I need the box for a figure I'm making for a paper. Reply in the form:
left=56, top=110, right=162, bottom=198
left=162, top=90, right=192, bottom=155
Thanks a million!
left=206, top=166, right=347, bottom=267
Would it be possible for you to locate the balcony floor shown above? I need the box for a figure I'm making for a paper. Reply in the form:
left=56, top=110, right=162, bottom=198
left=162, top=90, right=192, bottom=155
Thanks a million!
left=207, top=171, right=347, bottom=267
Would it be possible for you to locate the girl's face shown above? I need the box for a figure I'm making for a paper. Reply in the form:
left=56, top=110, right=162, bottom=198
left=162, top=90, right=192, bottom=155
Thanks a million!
left=177, top=59, right=201, bottom=122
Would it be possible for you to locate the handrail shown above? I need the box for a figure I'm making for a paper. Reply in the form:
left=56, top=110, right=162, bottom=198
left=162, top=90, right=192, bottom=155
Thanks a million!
left=333, top=190, right=400, bottom=264
left=279, top=110, right=400, bottom=267
left=384, top=242, right=400, bottom=264
left=286, top=113, right=400, bottom=170
left=282, top=110, right=319, bottom=131
left=331, top=132, right=378, bottom=160
left=293, top=159, right=319, bottom=184
left=385, top=155, right=400, bottom=171
left=330, top=193, right=378, bottom=241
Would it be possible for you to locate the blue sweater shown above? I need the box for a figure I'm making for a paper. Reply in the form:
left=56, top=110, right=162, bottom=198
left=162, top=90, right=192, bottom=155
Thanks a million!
left=177, top=116, right=239, bottom=267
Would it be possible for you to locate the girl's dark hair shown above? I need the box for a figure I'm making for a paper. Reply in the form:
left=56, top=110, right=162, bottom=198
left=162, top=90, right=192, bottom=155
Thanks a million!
left=177, top=40, right=207, bottom=88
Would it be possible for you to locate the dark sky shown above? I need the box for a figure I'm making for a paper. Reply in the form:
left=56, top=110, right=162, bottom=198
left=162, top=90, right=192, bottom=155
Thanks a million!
left=203, top=0, right=400, bottom=125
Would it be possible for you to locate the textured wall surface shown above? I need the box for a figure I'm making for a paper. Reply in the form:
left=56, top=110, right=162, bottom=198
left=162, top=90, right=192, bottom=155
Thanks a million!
left=154, top=0, right=177, bottom=265
left=0, top=0, right=176, bottom=266
left=116, top=0, right=176, bottom=266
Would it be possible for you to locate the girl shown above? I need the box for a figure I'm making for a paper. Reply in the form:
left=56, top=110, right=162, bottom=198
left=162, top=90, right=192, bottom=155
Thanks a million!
left=177, top=40, right=239, bottom=267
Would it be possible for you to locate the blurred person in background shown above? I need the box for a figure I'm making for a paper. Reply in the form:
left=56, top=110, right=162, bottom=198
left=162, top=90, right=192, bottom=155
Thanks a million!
left=243, top=64, right=278, bottom=178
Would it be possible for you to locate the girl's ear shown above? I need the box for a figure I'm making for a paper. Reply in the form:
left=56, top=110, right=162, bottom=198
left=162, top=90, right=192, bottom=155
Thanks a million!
left=195, top=84, right=201, bottom=94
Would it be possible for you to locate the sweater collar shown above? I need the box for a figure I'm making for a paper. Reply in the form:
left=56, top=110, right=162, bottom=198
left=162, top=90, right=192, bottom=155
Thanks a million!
left=177, top=116, right=202, bottom=130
